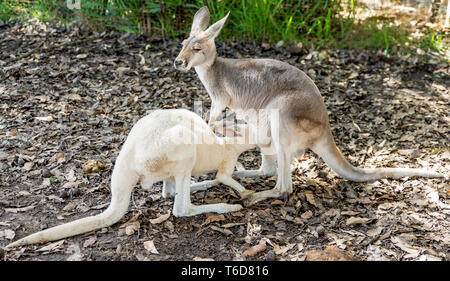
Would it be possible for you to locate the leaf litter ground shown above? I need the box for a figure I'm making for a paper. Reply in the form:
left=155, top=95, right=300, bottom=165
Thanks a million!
left=0, top=21, right=449, bottom=261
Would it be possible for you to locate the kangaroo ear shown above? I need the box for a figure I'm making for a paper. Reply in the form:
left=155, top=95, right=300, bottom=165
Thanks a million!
left=201, top=12, right=229, bottom=40
left=190, top=6, right=210, bottom=36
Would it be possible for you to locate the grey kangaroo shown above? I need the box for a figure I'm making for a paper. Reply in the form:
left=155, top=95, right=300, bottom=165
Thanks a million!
left=174, top=7, right=444, bottom=205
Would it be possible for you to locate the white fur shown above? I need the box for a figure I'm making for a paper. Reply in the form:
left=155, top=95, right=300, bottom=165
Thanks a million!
left=6, top=109, right=255, bottom=248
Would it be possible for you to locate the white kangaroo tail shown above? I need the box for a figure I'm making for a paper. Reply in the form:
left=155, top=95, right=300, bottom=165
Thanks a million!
left=311, top=130, right=444, bottom=182
left=6, top=157, right=138, bottom=248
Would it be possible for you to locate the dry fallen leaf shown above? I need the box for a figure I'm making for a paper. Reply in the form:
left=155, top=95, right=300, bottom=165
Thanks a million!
left=242, top=238, right=268, bottom=257
left=37, top=240, right=65, bottom=252
left=116, top=66, right=130, bottom=73
left=0, top=151, right=8, bottom=161
left=346, top=217, right=372, bottom=226
left=378, top=194, right=394, bottom=200
left=67, top=93, right=82, bottom=101
left=82, top=159, right=105, bottom=173
left=305, top=192, right=318, bottom=207
left=306, top=245, right=355, bottom=261
left=0, top=229, right=15, bottom=240
left=65, top=169, right=76, bottom=182
left=271, top=199, right=284, bottom=205
left=203, top=213, right=225, bottom=225
left=149, top=210, right=171, bottom=225
left=348, top=72, right=359, bottom=79
left=138, top=54, right=146, bottom=65
left=210, top=225, right=233, bottom=236
left=83, top=236, right=97, bottom=248
left=76, top=53, right=87, bottom=59
left=62, top=201, right=77, bottom=212
left=193, top=257, right=214, bottom=261
left=273, top=243, right=296, bottom=256
left=62, top=181, right=81, bottom=190
left=231, top=211, right=244, bottom=217
left=125, top=221, right=140, bottom=235
left=221, top=222, right=245, bottom=228
left=301, top=210, right=313, bottom=220
left=5, top=204, right=36, bottom=213
left=143, top=240, right=159, bottom=254
left=391, top=236, right=421, bottom=258
left=318, top=50, right=330, bottom=60
left=50, top=152, right=65, bottom=164
left=367, top=226, right=383, bottom=237
left=23, top=162, right=33, bottom=171
left=35, top=116, right=53, bottom=122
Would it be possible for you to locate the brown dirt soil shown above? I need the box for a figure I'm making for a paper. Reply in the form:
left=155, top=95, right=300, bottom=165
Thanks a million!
left=0, top=21, right=448, bottom=261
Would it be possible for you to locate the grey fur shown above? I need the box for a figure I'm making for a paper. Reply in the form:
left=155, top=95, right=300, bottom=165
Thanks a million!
left=175, top=7, right=444, bottom=205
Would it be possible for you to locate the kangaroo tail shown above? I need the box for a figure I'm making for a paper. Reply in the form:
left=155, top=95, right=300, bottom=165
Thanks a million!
left=6, top=154, right=139, bottom=248
left=310, top=130, right=444, bottom=182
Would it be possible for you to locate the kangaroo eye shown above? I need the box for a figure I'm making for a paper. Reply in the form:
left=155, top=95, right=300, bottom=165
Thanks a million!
left=192, top=43, right=202, bottom=52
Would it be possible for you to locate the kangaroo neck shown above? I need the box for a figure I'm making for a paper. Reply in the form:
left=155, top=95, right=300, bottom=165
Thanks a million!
left=194, top=54, right=218, bottom=92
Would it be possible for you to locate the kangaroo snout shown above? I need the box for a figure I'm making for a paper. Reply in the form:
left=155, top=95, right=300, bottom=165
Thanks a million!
left=174, top=58, right=186, bottom=70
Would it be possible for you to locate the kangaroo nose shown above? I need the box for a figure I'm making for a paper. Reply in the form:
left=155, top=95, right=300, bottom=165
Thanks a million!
left=174, top=59, right=185, bottom=69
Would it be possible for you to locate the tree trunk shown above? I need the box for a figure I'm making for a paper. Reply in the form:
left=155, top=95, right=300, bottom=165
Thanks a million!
left=429, top=0, right=441, bottom=23
left=445, top=0, right=450, bottom=27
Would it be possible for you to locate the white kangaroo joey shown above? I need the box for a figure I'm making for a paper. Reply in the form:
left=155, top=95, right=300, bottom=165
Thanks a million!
left=7, top=109, right=255, bottom=248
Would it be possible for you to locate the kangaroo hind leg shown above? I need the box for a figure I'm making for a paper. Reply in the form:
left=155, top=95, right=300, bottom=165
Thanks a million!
left=172, top=172, right=242, bottom=217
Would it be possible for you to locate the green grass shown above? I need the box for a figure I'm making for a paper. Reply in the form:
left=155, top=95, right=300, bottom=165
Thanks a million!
left=0, top=0, right=447, bottom=58
left=420, top=31, right=445, bottom=52
left=342, top=24, right=409, bottom=54
left=337, top=19, right=448, bottom=58
left=0, top=2, right=17, bottom=20
left=0, top=0, right=353, bottom=44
